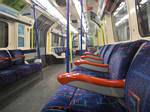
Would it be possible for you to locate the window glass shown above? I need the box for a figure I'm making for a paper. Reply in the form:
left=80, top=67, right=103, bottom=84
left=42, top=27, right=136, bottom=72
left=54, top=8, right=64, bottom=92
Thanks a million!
left=52, top=33, right=59, bottom=46
left=0, top=20, right=8, bottom=48
left=136, top=0, right=150, bottom=37
left=18, top=24, right=25, bottom=47
left=112, top=1, right=130, bottom=41
left=39, top=31, right=45, bottom=47
left=60, top=37, right=65, bottom=46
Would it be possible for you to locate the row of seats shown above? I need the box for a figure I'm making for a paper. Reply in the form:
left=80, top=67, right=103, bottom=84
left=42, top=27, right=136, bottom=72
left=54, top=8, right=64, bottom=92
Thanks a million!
left=73, top=40, right=145, bottom=79
left=42, top=40, right=150, bottom=112
left=0, top=50, right=42, bottom=87
left=54, top=47, right=66, bottom=56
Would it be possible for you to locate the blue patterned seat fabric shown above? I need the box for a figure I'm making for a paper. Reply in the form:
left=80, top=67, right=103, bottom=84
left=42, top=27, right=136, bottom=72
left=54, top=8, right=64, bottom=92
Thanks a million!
left=0, top=51, right=17, bottom=86
left=42, top=85, right=127, bottom=112
left=42, top=40, right=149, bottom=112
left=125, top=42, right=150, bottom=112
left=72, top=66, right=109, bottom=79
left=72, top=40, right=145, bottom=79
left=97, top=46, right=103, bottom=54
left=71, top=44, right=117, bottom=75
left=108, top=40, right=145, bottom=80
left=0, top=50, right=42, bottom=86
left=0, top=69, right=17, bottom=86
left=100, top=45, right=109, bottom=58
left=103, top=44, right=119, bottom=64
left=54, top=48, right=66, bottom=56
left=9, top=50, right=42, bottom=79
left=69, top=89, right=127, bottom=112
left=41, top=85, right=77, bottom=112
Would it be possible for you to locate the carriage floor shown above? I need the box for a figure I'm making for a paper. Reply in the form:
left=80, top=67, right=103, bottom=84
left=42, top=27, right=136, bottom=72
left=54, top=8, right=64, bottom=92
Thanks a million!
left=0, top=64, right=65, bottom=112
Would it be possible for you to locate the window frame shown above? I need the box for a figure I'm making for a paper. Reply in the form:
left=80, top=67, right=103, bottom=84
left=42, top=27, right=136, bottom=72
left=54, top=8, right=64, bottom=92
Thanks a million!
left=111, top=0, right=131, bottom=42
left=135, top=0, right=150, bottom=37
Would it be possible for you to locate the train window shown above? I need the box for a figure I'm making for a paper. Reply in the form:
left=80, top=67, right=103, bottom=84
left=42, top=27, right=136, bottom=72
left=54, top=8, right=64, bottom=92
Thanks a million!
left=112, top=1, right=130, bottom=41
left=0, top=21, right=8, bottom=48
left=39, top=31, right=45, bottom=47
left=18, top=24, right=25, bottom=47
left=52, top=33, right=59, bottom=46
left=136, top=0, right=150, bottom=37
left=60, top=37, right=65, bottom=46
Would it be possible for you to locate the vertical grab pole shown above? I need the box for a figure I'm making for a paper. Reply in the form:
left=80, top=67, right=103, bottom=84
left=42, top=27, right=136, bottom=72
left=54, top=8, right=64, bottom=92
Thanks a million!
left=86, top=33, right=88, bottom=51
left=66, top=0, right=70, bottom=72
left=80, top=0, right=83, bottom=55
left=69, top=32, right=73, bottom=68
left=33, top=4, right=41, bottom=59
left=100, top=26, right=105, bottom=45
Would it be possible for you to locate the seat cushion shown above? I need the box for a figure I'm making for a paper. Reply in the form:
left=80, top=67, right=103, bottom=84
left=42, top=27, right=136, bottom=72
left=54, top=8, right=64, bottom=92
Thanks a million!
left=29, top=63, right=42, bottom=73
left=0, top=69, right=16, bottom=86
left=14, top=64, right=33, bottom=79
left=70, top=89, right=127, bottom=112
left=41, top=85, right=77, bottom=112
left=42, top=87, right=127, bottom=112
left=72, top=66, right=109, bottom=78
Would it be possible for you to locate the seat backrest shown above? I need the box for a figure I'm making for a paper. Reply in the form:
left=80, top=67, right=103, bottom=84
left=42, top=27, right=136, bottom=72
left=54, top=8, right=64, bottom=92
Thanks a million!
left=9, top=50, right=25, bottom=65
left=98, top=46, right=103, bottom=54
left=0, top=50, right=11, bottom=70
left=109, top=40, right=145, bottom=80
left=125, top=42, right=150, bottom=112
left=103, top=44, right=119, bottom=64
left=100, top=45, right=110, bottom=58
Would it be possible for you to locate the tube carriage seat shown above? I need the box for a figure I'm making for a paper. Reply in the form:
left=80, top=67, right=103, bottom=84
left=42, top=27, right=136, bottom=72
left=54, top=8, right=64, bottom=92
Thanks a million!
left=72, top=40, right=146, bottom=78
left=41, top=41, right=149, bottom=112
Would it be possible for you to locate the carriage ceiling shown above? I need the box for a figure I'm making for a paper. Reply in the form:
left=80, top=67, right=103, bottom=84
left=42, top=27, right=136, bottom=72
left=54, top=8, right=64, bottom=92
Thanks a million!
left=22, top=0, right=101, bottom=35
left=48, top=0, right=100, bottom=36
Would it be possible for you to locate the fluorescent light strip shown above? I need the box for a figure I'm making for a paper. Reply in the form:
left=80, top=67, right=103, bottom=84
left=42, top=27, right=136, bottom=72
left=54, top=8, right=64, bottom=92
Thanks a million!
left=33, top=0, right=77, bottom=33
left=73, top=0, right=87, bottom=32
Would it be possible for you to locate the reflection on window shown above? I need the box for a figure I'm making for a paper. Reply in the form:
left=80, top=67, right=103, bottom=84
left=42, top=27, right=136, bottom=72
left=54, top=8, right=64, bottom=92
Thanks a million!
left=112, top=1, right=130, bottom=41
left=52, top=33, right=59, bottom=47
left=60, top=37, right=65, bottom=46
left=0, top=21, right=8, bottom=48
left=18, top=24, right=25, bottom=47
left=136, top=0, right=150, bottom=37
left=39, top=31, right=45, bottom=47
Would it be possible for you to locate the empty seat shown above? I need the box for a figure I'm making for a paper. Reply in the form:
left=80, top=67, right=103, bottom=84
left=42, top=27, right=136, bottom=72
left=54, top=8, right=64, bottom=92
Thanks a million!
left=9, top=50, right=42, bottom=79
left=73, top=40, right=145, bottom=79
left=42, top=41, right=150, bottom=112
left=41, top=85, right=77, bottom=112
left=0, top=49, right=42, bottom=87
left=0, top=51, right=17, bottom=86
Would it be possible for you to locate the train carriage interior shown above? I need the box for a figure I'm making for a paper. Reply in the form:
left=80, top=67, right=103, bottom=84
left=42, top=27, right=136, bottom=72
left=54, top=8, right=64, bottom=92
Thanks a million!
left=0, top=0, right=150, bottom=112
